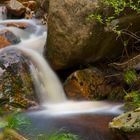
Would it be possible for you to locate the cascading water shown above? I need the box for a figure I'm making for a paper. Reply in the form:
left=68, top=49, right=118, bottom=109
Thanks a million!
left=0, top=19, right=124, bottom=115
left=0, top=18, right=125, bottom=140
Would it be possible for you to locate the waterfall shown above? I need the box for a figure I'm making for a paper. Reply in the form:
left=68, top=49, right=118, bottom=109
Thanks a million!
left=16, top=47, right=67, bottom=103
left=0, top=19, right=123, bottom=115
left=0, top=19, right=66, bottom=103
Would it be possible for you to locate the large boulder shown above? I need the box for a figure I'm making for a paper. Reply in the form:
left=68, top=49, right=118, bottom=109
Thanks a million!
left=109, top=108, right=140, bottom=140
left=45, top=0, right=140, bottom=70
left=64, top=68, right=125, bottom=100
left=0, top=48, right=38, bottom=111
left=64, top=68, right=110, bottom=100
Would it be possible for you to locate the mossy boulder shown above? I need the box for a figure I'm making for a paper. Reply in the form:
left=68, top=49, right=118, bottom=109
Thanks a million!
left=64, top=67, right=125, bottom=100
left=0, top=48, right=38, bottom=111
left=64, top=68, right=111, bottom=100
left=109, top=108, right=140, bottom=140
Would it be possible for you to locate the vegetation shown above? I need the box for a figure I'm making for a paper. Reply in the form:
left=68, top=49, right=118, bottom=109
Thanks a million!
left=124, top=90, right=140, bottom=110
left=123, top=70, right=140, bottom=110
left=87, top=0, right=140, bottom=110
left=87, top=0, right=140, bottom=36
left=37, top=130, right=80, bottom=140
left=88, top=0, right=140, bottom=23
left=0, top=112, right=80, bottom=140
left=124, top=70, right=137, bottom=85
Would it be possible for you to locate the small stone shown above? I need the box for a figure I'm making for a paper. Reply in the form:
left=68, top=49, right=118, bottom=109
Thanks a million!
left=2, top=22, right=30, bottom=29
left=0, top=29, right=20, bottom=49
left=7, top=0, right=26, bottom=17
left=23, top=1, right=37, bottom=11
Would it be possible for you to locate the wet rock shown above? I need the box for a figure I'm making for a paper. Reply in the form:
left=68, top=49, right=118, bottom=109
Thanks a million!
left=0, top=29, right=20, bottom=49
left=36, top=0, right=49, bottom=13
left=1, top=22, right=31, bottom=29
left=109, top=108, right=140, bottom=140
left=0, top=48, right=38, bottom=111
left=64, top=68, right=111, bottom=100
left=0, top=21, right=37, bottom=34
left=45, top=0, right=140, bottom=70
left=64, top=67, right=125, bottom=100
left=23, top=1, right=37, bottom=11
left=6, top=0, right=26, bottom=17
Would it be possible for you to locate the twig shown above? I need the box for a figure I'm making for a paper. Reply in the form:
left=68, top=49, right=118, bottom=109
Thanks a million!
left=4, top=128, right=28, bottom=140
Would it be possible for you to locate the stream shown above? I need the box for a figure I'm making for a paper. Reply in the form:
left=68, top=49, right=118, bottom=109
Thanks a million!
left=0, top=18, right=124, bottom=140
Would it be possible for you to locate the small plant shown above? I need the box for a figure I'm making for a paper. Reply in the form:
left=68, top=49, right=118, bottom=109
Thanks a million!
left=87, top=0, right=140, bottom=32
left=36, top=129, right=80, bottom=140
left=124, top=90, right=140, bottom=110
left=0, top=112, right=31, bottom=131
left=0, top=111, right=31, bottom=139
left=124, top=70, right=137, bottom=85
left=6, top=113, right=31, bottom=131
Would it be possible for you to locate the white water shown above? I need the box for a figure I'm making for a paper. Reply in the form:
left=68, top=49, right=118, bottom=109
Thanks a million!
left=17, top=47, right=67, bottom=103
left=0, top=19, right=124, bottom=115
left=0, top=6, right=7, bottom=20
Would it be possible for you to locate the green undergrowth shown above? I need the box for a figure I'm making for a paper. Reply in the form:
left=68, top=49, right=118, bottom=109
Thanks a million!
left=87, top=0, right=140, bottom=36
left=36, top=130, right=80, bottom=140
left=124, top=70, right=140, bottom=110
left=124, top=90, right=140, bottom=110
left=0, top=112, right=80, bottom=140
left=88, top=0, right=140, bottom=24
left=124, top=70, right=137, bottom=85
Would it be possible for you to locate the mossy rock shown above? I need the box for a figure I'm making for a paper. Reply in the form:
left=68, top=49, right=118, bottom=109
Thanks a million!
left=64, top=68, right=111, bottom=100
left=0, top=48, right=38, bottom=111
left=109, top=108, right=140, bottom=140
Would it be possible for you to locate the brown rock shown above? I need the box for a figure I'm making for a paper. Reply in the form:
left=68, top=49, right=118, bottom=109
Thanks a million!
left=64, top=67, right=126, bottom=101
left=0, top=29, right=20, bottom=49
left=36, top=0, right=49, bottom=12
left=64, top=68, right=111, bottom=100
left=7, top=0, right=26, bottom=17
left=23, top=1, right=37, bottom=11
left=45, top=0, right=140, bottom=70
left=2, top=22, right=30, bottom=29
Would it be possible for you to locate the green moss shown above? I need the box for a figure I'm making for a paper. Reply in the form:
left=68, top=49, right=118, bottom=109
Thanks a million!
left=124, top=91, right=140, bottom=110
left=124, top=70, right=137, bottom=85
